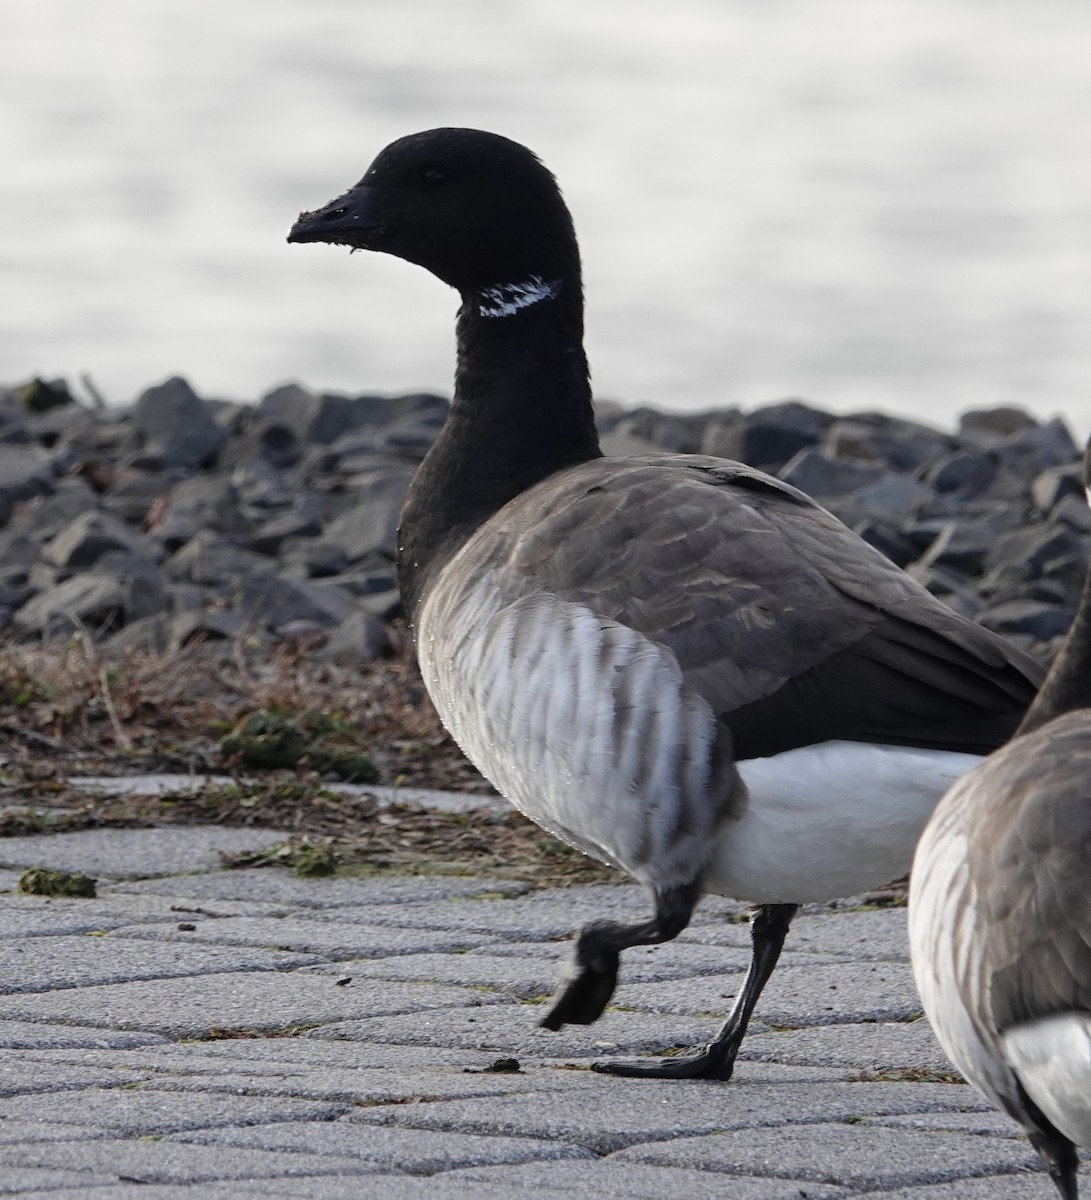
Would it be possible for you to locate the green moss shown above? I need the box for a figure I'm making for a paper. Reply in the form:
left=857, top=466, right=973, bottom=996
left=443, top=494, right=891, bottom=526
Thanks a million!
left=220, top=709, right=379, bottom=782
left=221, top=712, right=310, bottom=770
left=293, top=842, right=338, bottom=878
left=19, top=868, right=97, bottom=898
left=18, top=377, right=73, bottom=412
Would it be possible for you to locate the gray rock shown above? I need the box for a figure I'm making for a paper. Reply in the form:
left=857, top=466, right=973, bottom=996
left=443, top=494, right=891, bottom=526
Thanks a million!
left=254, top=511, right=326, bottom=557
left=236, top=418, right=304, bottom=468
left=278, top=536, right=349, bottom=578
left=713, top=400, right=832, bottom=472
left=306, top=391, right=390, bottom=444
left=0, top=442, right=57, bottom=511
left=165, top=530, right=277, bottom=587
left=321, top=465, right=414, bottom=562
left=230, top=457, right=295, bottom=514
left=823, top=413, right=952, bottom=473
left=1032, top=462, right=1084, bottom=511
left=851, top=521, right=919, bottom=569
left=238, top=575, right=359, bottom=632
left=100, top=470, right=177, bottom=525
left=1050, top=492, right=1091, bottom=532
left=922, top=450, right=998, bottom=496
left=148, top=475, right=254, bottom=550
left=167, top=609, right=247, bottom=645
left=44, top=510, right=158, bottom=570
left=133, top=377, right=227, bottom=469
left=91, top=552, right=169, bottom=621
left=978, top=600, right=1073, bottom=642
left=697, top=410, right=744, bottom=459
left=313, top=609, right=391, bottom=663
left=916, top=520, right=994, bottom=578
left=990, top=417, right=1079, bottom=478
left=610, top=408, right=703, bottom=454
left=778, top=448, right=886, bottom=499
left=10, top=477, right=99, bottom=542
left=958, top=405, right=1039, bottom=446
left=13, top=574, right=132, bottom=638
left=986, top=523, right=1081, bottom=579
left=255, top=380, right=314, bottom=435
left=835, top=472, right=933, bottom=524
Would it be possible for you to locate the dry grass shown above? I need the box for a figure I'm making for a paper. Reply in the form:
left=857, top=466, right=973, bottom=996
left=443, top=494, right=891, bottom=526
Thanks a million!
left=0, top=630, right=623, bottom=886
left=0, top=628, right=484, bottom=791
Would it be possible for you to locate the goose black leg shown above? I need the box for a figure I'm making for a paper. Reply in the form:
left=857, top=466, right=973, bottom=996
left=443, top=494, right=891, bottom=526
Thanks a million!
left=1027, top=1128, right=1078, bottom=1200
left=592, top=901, right=798, bottom=1080
left=1018, top=1085, right=1080, bottom=1200
left=540, top=881, right=701, bottom=1031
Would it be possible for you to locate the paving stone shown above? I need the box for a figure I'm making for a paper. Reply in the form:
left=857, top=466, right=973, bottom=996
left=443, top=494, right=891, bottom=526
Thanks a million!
left=679, top=904, right=911, bottom=956
left=0, top=971, right=503, bottom=1036
left=782, top=908, right=911, bottom=961
left=9, top=1188, right=267, bottom=1200
left=874, top=1110, right=1028, bottom=1137
left=352, top=886, right=734, bottom=941
left=615, top=960, right=920, bottom=1027
left=447, top=1160, right=848, bottom=1199
left=112, top=872, right=526, bottom=907
left=741, top=1020, right=953, bottom=1072
left=851, top=1172, right=1060, bottom=1198
left=0, top=865, right=1043, bottom=1198
left=139, top=1064, right=597, bottom=1104
left=0, top=892, right=290, bottom=935
left=323, top=952, right=558, bottom=998
left=614, top=1121, right=1038, bottom=1188
left=309, top=999, right=728, bottom=1060
left=464, top=937, right=776, bottom=977
left=0, top=827, right=290, bottom=878
left=0, top=1118, right=127, bottom=1144
left=114, top=916, right=499, bottom=959
left=0, top=900, right=163, bottom=938
left=349, top=1075, right=988, bottom=1154
left=0, top=1061, right=146, bottom=1097
left=0, top=934, right=318, bottom=993
left=0, top=1020, right=167, bottom=1050
left=169, top=1118, right=590, bottom=1172
left=0, top=1086, right=345, bottom=1135
left=226, top=1179, right=628, bottom=1200
left=24, top=1038, right=476, bottom=1075
left=0, top=1137, right=378, bottom=1185
left=0, top=1166, right=119, bottom=1193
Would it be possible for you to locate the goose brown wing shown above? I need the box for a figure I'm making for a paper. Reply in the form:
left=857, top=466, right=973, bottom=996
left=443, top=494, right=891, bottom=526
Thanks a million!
left=474, top=453, right=1041, bottom=758
left=965, top=714, right=1091, bottom=1028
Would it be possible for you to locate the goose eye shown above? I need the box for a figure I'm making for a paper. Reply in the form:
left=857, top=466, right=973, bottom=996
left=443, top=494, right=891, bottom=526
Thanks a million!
left=422, top=169, right=445, bottom=187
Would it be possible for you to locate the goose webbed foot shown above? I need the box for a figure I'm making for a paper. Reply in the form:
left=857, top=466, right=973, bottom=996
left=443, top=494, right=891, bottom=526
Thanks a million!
left=539, top=927, right=619, bottom=1029
left=592, top=1037, right=741, bottom=1080
left=540, top=881, right=700, bottom=1032
left=593, top=902, right=798, bottom=1083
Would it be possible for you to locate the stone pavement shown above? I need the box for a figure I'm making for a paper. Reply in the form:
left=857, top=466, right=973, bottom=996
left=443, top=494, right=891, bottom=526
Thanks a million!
left=0, top=817, right=1064, bottom=1198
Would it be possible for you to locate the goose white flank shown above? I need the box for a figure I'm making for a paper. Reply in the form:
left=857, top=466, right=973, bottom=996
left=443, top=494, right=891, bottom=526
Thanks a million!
left=289, top=128, right=1043, bottom=1082
left=910, top=438, right=1091, bottom=1199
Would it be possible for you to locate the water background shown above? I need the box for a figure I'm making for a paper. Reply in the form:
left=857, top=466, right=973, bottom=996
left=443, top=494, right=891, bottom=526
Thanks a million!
left=3, top=0, right=1090, bottom=431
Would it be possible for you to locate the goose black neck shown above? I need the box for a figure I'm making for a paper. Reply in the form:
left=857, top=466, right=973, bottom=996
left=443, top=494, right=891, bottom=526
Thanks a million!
left=1016, top=564, right=1091, bottom=736
left=397, top=278, right=601, bottom=625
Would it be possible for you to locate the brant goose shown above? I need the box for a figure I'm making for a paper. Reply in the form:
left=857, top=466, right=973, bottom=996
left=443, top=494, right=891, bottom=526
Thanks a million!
left=289, top=128, right=1042, bottom=1081
left=910, top=441, right=1091, bottom=1199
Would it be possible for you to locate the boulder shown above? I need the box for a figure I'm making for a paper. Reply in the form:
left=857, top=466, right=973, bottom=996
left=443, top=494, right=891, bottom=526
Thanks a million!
left=133, top=376, right=227, bottom=469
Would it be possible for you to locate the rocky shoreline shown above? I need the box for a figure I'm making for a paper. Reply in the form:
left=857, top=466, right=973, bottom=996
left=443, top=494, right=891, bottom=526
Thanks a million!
left=0, top=375, right=1084, bottom=664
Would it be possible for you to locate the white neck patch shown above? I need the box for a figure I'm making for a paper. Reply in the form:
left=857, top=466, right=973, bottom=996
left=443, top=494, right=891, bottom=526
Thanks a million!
left=476, top=276, right=560, bottom=319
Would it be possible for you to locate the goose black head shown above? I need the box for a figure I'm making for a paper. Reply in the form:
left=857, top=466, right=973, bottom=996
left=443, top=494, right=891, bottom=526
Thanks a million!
left=287, top=127, right=580, bottom=296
